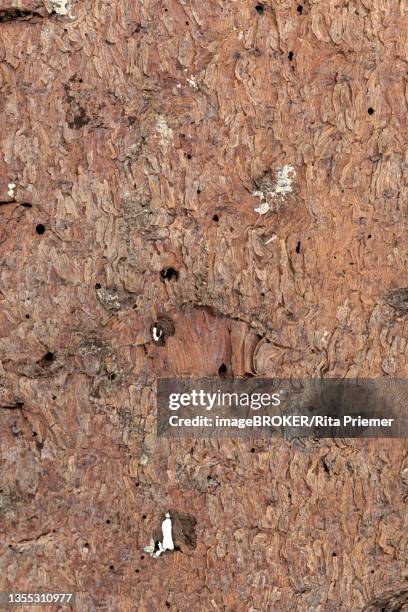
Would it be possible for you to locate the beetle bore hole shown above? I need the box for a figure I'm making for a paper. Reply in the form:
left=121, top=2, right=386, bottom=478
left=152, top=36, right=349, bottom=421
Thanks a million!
left=212, top=214, right=219, bottom=222
left=297, top=4, right=303, bottom=13
left=36, top=224, right=45, bottom=235
left=109, top=565, right=114, bottom=570
left=367, top=107, right=374, bottom=115
left=186, top=153, right=192, bottom=160
left=95, top=283, right=101, bottom=289
left=218, top=363, right=227, bottom=377
left=288, top=51, right=294, bottom=61
left=160, top=267, right=179, bottom=281
left=25, top=314, right=30, bottom=319
left=250, top=447, right=255, bottom=453
left=255, top=4, right=264, bottom=14
left=296, top=241, right=301, bottom=253
left=106, top=519, right=111, bottom=524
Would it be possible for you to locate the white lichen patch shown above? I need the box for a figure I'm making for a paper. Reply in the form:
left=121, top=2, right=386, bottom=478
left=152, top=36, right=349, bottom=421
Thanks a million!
left=252, top=165, right=296, bottom=214
left=143, top=538, right=156, bottom=555
left=7, top=182, right=16, bottom=198
left=49, top=0, right=69, bottom=15
left=156, top=115, right=173, bottom=146
left=273, top=165, right=296, bottom=197
left=187, top=76, right=198, bottom=89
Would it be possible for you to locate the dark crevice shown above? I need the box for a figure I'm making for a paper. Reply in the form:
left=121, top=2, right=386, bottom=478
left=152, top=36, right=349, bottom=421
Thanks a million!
left=0, top=9, right=43, bottom=22
left=0, top=402, right=24, bottom=410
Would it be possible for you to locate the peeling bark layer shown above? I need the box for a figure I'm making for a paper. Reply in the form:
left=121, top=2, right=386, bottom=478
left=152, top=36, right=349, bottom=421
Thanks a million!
left=0, top=0, right=407, bottom=610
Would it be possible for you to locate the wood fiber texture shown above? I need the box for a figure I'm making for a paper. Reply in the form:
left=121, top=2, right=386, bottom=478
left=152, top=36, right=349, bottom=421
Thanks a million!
left=0, top=0, right=407, bottom=610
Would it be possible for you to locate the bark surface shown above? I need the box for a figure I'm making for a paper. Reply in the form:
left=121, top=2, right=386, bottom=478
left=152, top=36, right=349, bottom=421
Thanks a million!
left=0, top=0, right=407, bottom=610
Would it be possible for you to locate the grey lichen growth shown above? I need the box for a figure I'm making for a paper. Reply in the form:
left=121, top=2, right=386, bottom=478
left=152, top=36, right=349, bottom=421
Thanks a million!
left=384, top=288, right=408, bottom=314
left=95, top=286, right=121, bottom=312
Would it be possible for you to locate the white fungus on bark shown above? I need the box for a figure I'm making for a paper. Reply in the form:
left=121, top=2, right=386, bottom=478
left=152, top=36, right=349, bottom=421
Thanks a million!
left=161, top=512, right=174, bottom=551
left=144, top=512, right=174, bottom=558
left=152, top=325, right=163, bottom=342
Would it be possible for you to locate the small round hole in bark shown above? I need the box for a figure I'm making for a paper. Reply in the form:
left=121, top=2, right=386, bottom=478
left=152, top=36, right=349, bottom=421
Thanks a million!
left=109, top=565, right=114, bottom=570
left=297, top=4, right=303, bottom=13
left=367, top=107, right=374, bottom=115
left=44, top=351, right=54, bottom=362
left=255, top=4, right=264, bottom=14
left=142, top=514, right=146, bottom=519
left=186, top=153, right=192, bottom=160
left=36, top=224, right=45, bottom=235
left=212, top=214, right=219, bottom=222
left=95, top=283, right=101, bottom=289
left=106, top=519, right=111, bottom=524
left=32, top=431, right=37, bottom=437
left=250, top=447, right=255, bottom=453
left=140, top=555, right=145, bottom=560
left=288, top=51, right=294, bottom=61
left=197, top=189, right=201, bottom=194
left=218, top=363, right=227, bottom=377
left=25, top=314, right=30, bottom=319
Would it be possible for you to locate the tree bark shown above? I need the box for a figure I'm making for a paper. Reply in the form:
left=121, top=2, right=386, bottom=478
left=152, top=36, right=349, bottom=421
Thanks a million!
left=0, top=0, right=407, bottom=610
